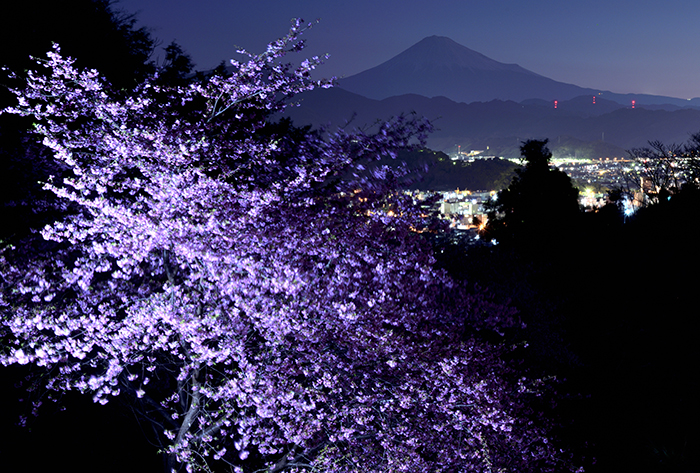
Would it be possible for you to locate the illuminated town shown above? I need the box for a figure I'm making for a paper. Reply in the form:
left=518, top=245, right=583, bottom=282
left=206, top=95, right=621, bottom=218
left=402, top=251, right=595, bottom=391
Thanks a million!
left=419, top=152, right=650, bottom=242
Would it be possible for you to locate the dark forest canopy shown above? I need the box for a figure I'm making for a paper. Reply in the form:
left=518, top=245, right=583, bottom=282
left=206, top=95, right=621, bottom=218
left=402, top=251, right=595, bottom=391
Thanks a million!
left=0, top=1, right=187, bottom=243
left=0, top=0, right=155, bottom=95
left=390, top=149, right=518, bottom=191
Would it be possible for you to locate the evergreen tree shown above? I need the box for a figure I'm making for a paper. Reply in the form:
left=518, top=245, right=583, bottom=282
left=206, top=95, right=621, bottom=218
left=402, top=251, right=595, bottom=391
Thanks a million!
left=484, top=139, right=580, bottom=248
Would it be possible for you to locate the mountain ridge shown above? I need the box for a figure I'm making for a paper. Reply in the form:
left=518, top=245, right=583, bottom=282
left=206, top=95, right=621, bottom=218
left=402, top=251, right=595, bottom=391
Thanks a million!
left=337, top=36, right=700, bottom=107
left=284, top=87, right=700, bottom=156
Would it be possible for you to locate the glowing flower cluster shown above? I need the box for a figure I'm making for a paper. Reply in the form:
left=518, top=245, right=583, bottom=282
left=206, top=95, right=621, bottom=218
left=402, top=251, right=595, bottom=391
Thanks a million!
left=0, top=20, right=577, bottom=473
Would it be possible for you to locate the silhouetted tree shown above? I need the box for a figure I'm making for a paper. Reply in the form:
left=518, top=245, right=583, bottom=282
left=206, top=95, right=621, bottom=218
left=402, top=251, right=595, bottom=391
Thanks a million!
left=0, top=0, right=159, bottom=244
left=157, top=41, right=195, bottom=85
left=483, top=139, right=580, bottom=249
left=0, top=0, right=155, bottom=95
left=624, top=133, right=700, bottom=208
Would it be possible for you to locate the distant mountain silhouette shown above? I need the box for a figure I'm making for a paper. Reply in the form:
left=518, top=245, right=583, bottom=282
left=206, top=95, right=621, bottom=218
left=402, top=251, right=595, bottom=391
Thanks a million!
left=338, top=36, right=700, bottom=107
left=284, top=36, right=700, bottom=158
left=284, top=87, right=700, bottom=156
left=339, top=36, right=599, bottom=103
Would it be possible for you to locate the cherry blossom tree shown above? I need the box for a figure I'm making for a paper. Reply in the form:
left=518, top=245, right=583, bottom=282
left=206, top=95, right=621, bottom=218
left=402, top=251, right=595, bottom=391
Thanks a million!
left=0, top=20, right=578, bottom=473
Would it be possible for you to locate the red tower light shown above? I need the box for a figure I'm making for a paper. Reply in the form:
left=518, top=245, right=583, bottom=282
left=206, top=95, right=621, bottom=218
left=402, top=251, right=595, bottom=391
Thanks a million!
left=593, top=96, right=596, bottom=104
left=554, top=100, right=558, bottom=109
left=632, top=100, right=636, bottom=109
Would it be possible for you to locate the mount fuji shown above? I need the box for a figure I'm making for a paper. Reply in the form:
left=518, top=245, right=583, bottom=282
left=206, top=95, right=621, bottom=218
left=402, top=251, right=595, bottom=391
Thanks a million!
left=338, top=36, right=599, bottom=104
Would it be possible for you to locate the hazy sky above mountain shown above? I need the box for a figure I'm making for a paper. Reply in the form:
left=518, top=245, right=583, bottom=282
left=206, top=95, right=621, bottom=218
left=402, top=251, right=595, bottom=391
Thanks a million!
left=118, top=0, right=700, bottom=99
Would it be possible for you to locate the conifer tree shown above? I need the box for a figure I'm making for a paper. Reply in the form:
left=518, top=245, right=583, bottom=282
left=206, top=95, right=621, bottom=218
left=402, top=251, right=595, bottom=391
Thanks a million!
left=484, top=139, right=580, bottom=248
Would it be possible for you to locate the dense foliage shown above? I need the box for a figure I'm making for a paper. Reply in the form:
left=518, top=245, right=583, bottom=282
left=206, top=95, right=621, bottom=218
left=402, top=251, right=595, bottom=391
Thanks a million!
left=1, top=21, right=577, bottom=473
left=395, top=150, right=517, bottom=191
left=483, top=139, right=581, bottom=247
left=0, top=0, right=155, bottom=93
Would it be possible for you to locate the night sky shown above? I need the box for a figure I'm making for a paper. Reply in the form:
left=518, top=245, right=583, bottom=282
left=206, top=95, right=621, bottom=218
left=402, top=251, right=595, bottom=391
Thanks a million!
left=118, top=0, right=700, bottom=100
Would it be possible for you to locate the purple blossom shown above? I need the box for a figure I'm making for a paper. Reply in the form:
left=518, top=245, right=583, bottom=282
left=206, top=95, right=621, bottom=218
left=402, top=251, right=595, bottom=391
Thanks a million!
left=0, top=19, right=577, bottom=473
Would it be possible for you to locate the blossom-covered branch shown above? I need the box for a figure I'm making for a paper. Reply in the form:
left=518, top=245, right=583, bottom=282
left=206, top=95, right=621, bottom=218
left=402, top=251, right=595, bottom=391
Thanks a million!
left=1, top=19, right=577, bottom=473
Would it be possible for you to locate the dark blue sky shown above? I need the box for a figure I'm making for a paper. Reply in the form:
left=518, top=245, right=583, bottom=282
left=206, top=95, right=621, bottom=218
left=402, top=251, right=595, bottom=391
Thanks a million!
left=118, top=0, right=700, bottom=99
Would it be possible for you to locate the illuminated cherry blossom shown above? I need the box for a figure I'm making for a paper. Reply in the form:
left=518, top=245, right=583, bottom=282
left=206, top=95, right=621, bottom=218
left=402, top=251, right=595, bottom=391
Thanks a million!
left=1, top=20, right=578, bottom=473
